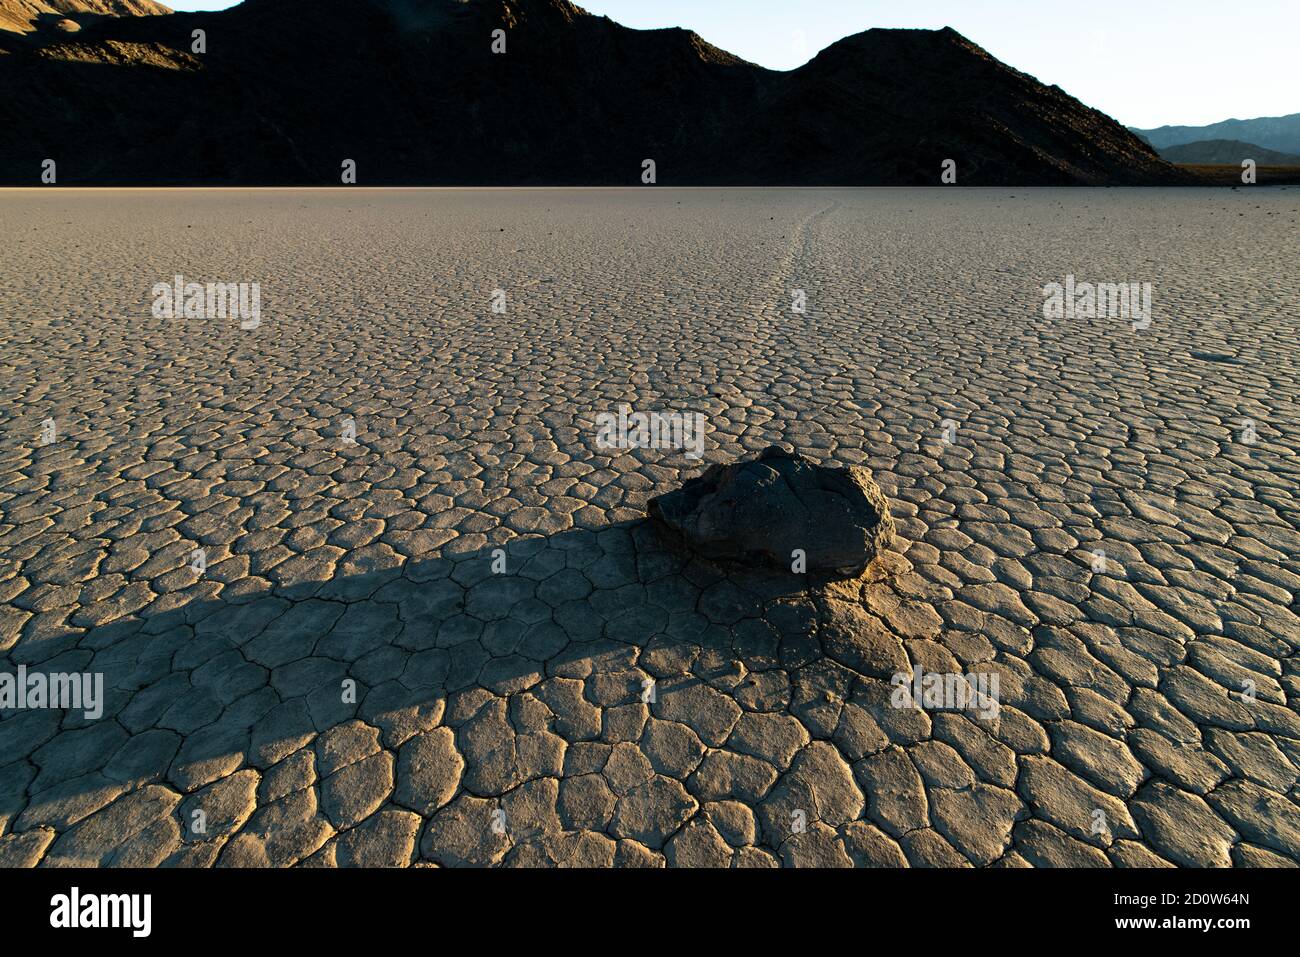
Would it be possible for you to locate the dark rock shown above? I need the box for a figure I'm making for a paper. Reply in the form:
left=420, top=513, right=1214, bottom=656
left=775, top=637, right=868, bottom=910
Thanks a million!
left=648, top=447, right=894, bottom=578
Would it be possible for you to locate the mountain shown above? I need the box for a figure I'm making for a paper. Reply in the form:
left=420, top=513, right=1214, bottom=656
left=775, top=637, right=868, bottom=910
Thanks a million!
left=0, top=0, right=1185, bottom=186
left=1157, top=139, right=1300, bottom=166
left=0, top=0, right=168, bottom=34
left=1132, top=113, right=1300, bottom=156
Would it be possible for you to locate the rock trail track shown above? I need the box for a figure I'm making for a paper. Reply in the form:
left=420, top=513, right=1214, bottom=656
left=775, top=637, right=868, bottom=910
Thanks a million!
left=0, top=187, right=1298, bottom=867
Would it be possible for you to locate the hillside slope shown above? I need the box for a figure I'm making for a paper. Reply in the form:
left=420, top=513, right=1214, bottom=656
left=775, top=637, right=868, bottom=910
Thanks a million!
left=0, top=0, right=168, bottom=34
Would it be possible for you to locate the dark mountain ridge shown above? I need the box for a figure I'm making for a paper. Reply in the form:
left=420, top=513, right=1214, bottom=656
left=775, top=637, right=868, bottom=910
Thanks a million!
left=0, top=0, right=1187, bottom=185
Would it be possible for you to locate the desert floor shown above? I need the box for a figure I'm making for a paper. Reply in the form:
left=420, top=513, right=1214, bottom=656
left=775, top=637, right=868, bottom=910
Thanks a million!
left=1, top=187, right=1298, bottom=867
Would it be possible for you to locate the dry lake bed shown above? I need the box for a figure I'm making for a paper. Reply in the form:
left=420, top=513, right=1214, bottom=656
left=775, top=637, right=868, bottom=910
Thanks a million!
left=1, top=187, right=1298, bottom=867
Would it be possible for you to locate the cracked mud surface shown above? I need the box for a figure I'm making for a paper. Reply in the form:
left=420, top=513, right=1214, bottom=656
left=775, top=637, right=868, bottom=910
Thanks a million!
left=1, top=187, right=1298, bottom=867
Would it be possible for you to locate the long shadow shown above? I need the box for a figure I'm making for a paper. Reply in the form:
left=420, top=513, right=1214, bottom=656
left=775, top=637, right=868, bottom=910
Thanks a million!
left=1, top=516, right=850, bottom=866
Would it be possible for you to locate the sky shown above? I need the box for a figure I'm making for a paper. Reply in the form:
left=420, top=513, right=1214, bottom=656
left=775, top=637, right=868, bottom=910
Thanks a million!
left=162, top=0, right=1297, bottom=129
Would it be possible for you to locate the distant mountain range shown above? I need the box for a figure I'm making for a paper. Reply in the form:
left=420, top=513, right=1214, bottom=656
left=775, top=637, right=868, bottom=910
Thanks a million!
left=1155, top=139, right=1300, bottom=166
left=0, top=0, right=1190, bottom=186
left=1132, top=113, right=1300, bottom=156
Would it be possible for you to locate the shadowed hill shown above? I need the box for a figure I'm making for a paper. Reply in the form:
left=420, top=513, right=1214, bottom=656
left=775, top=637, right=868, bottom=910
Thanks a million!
left=0, top=0, right=1186, bottom=185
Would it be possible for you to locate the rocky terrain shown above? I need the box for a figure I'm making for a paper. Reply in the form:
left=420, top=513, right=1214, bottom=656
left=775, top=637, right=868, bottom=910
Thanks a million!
left=0, top=0, right=167, bottom=35
left=0, top=186, right=1297, bottom=867
left=0, top=0, right=1185, bottom=185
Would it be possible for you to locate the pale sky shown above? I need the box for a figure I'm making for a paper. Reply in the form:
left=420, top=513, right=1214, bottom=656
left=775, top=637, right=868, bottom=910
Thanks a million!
left=163, top=0, right=1297, bottom=129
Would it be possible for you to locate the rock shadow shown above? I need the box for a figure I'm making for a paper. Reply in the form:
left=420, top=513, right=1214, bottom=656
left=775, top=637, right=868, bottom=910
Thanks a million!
left=0, top=515, right=904, bottom=865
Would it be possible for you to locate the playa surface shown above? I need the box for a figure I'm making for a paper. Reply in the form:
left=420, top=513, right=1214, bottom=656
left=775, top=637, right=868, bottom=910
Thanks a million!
left=1, top=187, right=1298, bottom=867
